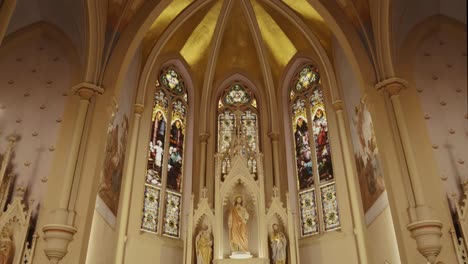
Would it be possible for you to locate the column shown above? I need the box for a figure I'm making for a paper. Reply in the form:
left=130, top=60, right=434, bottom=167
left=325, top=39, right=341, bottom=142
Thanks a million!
left=42, top=82, right=103, bottom=264
left=268, top=132, right=281, bottom=193
left=332, top=100, right=369, bottom=264
left=198, top=133, right=209, bottom=194
left=0, top=0, right=17, bottom=45
left=115, top=104, right=144, bottom=264
left=376, top=77, right=443, bottom=264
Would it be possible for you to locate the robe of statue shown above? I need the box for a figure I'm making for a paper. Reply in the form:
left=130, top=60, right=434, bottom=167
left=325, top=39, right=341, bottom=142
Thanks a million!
left=195, top=229, right=212, bottom=264
left=0, top=238, right=14, bottom=264
left=271, top=229, right=287, bottom=264
left=228, top=199, right=249, bottom=252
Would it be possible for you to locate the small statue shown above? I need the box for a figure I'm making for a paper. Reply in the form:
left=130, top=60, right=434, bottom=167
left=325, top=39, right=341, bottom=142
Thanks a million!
left=0, top=227, right=14, bottom=264
left=228, top=196, right=249, bottom=252
left=196, top=225, right=212, bottom=264
left=270, top=224, right=287, bottom=264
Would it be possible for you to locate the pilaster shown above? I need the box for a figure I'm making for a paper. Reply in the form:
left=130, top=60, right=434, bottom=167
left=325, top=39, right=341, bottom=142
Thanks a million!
left=115, top=103, right=145, bottom=264
left=42, top=82, right=103, bottom=264
left=332, top=100, right=369, bottom=264
left=376, top=77, right=443, bottom=264
left=267, top=132, right=281, bottom=194
left=198, top=132, right=210, bottom=196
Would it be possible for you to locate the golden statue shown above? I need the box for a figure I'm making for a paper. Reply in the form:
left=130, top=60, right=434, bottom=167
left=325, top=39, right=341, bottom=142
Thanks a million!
left=0, top=227, right=14, bottom=264
left=228, top=196, right=249, bottom=252
left=270, top=224, right=287, bottom=264
left=195, top=225, right=212, bottom=264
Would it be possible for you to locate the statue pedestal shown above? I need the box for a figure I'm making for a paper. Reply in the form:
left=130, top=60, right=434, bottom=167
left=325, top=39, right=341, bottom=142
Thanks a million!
left=229, top=251, right=252, bottom=259
left=214, top=258, right=268, bottom=264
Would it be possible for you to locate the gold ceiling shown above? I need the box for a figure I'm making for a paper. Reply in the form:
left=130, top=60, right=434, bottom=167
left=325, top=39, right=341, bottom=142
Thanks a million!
left=142, top=0, right=332, bottom=90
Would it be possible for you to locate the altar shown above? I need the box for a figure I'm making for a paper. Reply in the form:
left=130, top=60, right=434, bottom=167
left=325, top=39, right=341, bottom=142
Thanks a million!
left=184, top=130, right=299, bottom=264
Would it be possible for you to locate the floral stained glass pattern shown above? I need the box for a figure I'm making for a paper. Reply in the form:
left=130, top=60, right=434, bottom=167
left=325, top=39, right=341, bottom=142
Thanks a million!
left=163, top=191, right=182, bottom=238
left=160, top=67, right=185, bottom=94
left=299, top=189, right=318, bottom=236
left=218, top=111, right=235, bottom=154
left=224, top=83, right=251, bottom=105
left=167, top=100, right=186, bottom=192
left=147, top=90, right=169, bottom=187
left=310, top=88, right=334, bottom=183
left=293, top=65, right=319, bottom=92
left=141, top=185, right=161, bottom=233
left=321, top=183, right=340, bottom=231
left=292, top=99, right=314, bottom=190
left=241, top=110, right=258, bottom=153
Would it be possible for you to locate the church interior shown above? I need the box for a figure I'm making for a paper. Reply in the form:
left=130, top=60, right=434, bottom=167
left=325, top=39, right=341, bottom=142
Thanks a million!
left=0, top=0, right=466, bottom=263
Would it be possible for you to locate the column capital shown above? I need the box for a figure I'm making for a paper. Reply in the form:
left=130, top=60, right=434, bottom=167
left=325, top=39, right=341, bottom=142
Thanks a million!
left=332, top=100, right=344, bottom=111
left=199, top=133, right=210, bottom=143
left=71, top=82, right=104, bottom=100
left=375, top=77, right=408, bottom=96
left=268, top=132, right=280, bottom=141
left=133, top=104, right=144, bottom=115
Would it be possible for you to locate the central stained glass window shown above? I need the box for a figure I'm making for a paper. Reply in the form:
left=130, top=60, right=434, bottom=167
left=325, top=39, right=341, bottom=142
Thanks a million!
left=141, top=66, right=188, bottom=238
left=217, top=82, right=259, bottom=178
left=290, top=64, right=341, bottom=237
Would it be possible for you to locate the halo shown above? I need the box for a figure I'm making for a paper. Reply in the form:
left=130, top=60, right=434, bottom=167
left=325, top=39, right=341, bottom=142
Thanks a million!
left=232, top=194, right=245, bottom=205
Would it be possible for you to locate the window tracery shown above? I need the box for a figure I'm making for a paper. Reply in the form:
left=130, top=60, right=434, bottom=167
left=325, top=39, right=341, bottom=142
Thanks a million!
left=290, top=64, right=341, bottom=237
left=141, top=66, right=187, bottom=238
left=217, top=82, right=259, bottom=178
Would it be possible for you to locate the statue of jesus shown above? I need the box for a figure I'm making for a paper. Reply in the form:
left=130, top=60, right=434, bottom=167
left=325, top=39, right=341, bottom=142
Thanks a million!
left=228, top=196, right=249, bottom=252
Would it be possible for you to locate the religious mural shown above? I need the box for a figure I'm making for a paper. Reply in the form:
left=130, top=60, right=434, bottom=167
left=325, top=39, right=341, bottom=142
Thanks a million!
left=98, top=112, right=130, bottom=215
left=351, top=100, right=386, bottom=213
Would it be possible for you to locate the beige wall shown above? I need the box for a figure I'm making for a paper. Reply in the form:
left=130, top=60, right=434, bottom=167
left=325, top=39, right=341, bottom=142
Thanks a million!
left=0, top=23, right=79, bottom=217
left=411, top=25, right=467, bottom=204
left=86, top=200, right=117, bottom=264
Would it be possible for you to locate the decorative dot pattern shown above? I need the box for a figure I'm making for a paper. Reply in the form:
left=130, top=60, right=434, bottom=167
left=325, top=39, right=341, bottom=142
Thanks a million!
left=0, top=33, right=74, bottom=215
left=413, top=30, right=468, bottom=202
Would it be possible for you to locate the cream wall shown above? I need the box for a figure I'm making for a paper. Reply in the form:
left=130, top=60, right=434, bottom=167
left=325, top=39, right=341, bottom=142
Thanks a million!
left=299, top=233, right=358, bottom=264
left=366, top=207, right=400, bottom=264
left=86, top=199, right=118, bottom=264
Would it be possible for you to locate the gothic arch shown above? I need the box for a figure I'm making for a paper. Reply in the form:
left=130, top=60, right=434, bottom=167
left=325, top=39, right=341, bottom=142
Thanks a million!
left=280, top=55, right=342, bottom=211
left=280, top=57, right=345, bottom=237
left=135, top=56, right=196, bottom=238
left=1, top=21, right=82, bottom=81
left=397, top=14, right=466, bottom=81
left=102, top=0, right=379, bottom=131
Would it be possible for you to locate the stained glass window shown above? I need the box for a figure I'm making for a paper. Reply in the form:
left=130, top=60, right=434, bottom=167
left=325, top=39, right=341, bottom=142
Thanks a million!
left=141, top=66, right=188, bottom=238
left=290, top=64, right=340, bottom=237
left=217, top=82, right=259, bottom=178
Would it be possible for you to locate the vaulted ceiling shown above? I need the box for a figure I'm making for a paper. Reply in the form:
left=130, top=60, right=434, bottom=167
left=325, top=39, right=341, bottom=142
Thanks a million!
left=140, top=0, right=333, bottom=93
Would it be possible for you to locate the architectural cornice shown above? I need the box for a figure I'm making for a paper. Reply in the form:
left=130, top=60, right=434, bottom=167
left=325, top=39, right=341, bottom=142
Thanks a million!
left=133, top=104, right=144, bottom=115
left=375, top=77, right=409, bottom=96
left=71, top=82, right=104, bottom=100
left=332, top=100, right=344, bottom=111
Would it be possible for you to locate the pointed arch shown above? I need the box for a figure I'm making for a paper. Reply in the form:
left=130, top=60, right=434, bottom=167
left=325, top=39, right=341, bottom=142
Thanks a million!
left=282, top=59, right=342, bottom=237
left=140, top=58, right=195, bottom=239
